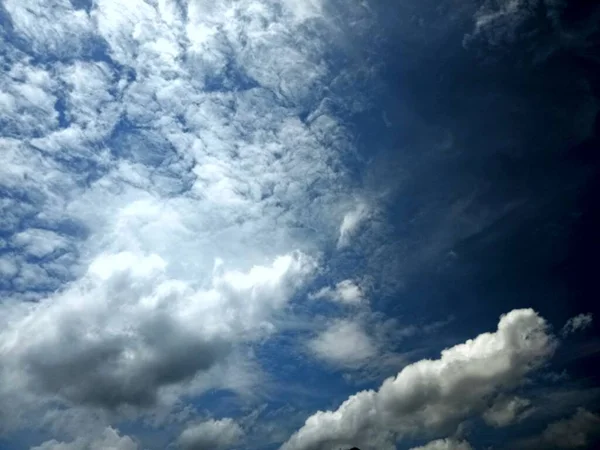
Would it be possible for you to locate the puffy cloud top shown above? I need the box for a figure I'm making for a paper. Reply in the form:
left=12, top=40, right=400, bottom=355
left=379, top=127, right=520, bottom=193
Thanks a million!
left=281, top=309, right=556, bottom=450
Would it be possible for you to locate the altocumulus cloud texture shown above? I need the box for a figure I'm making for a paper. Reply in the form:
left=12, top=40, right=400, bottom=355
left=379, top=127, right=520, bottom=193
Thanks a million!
left=0, top=0, right=599, bottom=449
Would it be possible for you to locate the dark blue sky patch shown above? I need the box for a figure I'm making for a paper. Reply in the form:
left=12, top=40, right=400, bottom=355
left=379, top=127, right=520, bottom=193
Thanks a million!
left=69, top=0, right=93, bottom=13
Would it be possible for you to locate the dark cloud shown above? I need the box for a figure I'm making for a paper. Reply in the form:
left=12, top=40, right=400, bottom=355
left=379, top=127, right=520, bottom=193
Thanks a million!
left=24, top=324, right=230, bottom=409
left=516, top=408, right=600, bottom=449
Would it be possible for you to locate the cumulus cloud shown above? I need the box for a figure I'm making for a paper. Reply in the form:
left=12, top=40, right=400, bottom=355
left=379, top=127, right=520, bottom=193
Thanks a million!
left=482, top=395, right=532, bottom=427
left=309, top=279, right=365, bottom=305
left=517, top=408, right=600, bottom=449
left=177, top=418, right=244, bottom=450
left=409, top=438, right=474, bottom=450
left=0, top=250, right=315, bottom=421
left=281, top=309, right=557, bottom=450
left=0, top=0, right=368, bottom=435
left=309, top=319, right=378, bottom=368
left=30, top=427, right=139, bottom=450
left=3, top=0, right=95, bottom=57
left=561, top=313, right=593, bottom=336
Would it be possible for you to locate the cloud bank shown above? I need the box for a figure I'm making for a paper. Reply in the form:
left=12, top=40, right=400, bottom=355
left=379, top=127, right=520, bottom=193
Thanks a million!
left=282, top=309, right=556, bottom=450
left=0, top=0, right=369, bottom=436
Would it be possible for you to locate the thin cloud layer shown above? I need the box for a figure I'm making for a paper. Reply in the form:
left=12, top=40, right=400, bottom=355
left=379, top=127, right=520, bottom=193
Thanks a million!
left=561, top=313, right=593, bottom=336
left=281, top=309, right=556, bottom=450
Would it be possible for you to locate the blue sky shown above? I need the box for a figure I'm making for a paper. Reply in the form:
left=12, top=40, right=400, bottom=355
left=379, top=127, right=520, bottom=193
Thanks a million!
left=0, top=0, right=599, bottom=449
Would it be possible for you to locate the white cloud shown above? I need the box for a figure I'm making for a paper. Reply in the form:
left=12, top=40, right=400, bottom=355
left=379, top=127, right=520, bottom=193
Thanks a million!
left=12, top=229, right=69, bottom=258
left=483, top=396, right=531, bottom=427
left=0, top=0, right=370, bottom=441
left=517, top=408, right=600, bottom=449
left=281, top=309, right=557, bottom=450
left=177, top=418, right=244, bottom=450
left=0, top=257, right=19, bottom=278
left=30, top=427, right=139, bottom=450
left=0, top=250, right=315, bottom=422
left=3, top=0, right=94, bottom=57
left=310, top=319, right=377, bottom=367
left=561, top=313, right=593, bottom=336
left=0, top=63, right=58, bottom=137
left=337, top=202, right=371, bottom=248
left=309, top=279, right=365, bottom=305
left=409, top=438, right=474, bottom=450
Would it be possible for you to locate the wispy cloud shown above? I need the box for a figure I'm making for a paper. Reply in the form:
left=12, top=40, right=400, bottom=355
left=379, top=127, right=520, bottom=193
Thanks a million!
left=309, top=279, right=366, bottom=305
left=561, top=313, right=593, bottom=337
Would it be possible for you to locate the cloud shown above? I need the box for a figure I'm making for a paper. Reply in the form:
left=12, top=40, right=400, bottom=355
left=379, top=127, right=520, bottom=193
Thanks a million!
left=561, top=313, right=593, bottom=336
left=463, top=0, right=600, bottom=65
left=309, top=279, right=365, bottom=305
left=281, top=309, right=556, bottom=450
left=409, top=438, right=474, bottom=450
left=0, top=250, right=315, bottom=422
left=463, top=0, right=562, bottom=51
left=12, top=228, right=70, bottom=258
left=177, top=418, right=244, bottom=450
left=30, top=427, right=139, bottom=450
left=482, top=396, right=532, bottom=427
left=0, top=0, right=366, bottom=433
left=516, top=408, right=600, bottom=449
left=2, top=0, right=95, bottom=57
left=337, top=202, right=371, bottom=248
left=309, top=319, right=378, bottom=368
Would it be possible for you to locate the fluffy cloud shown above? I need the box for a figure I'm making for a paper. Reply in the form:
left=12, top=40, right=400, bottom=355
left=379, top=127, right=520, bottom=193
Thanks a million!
left=561, top=313, right=593, bottom=336
left=309, top=280, right=365, bottom=305
left=0, top=0, right=365, bottom=434
left=517, top=408, right=600, bottom=449
left=482, top=396, right=532, bottom=427
left=309, top=319, right=377, bottom=368
left=3, top=0, right=95, bottom=57
left=30, top=427, right=139, bottom=450
left=409, top=438, right=473, bottom=450
left=281, top=309, right=556, bottom=450
left=177, top=418, right=244, bottom=450
left=0, top=250, right=315, bottom=422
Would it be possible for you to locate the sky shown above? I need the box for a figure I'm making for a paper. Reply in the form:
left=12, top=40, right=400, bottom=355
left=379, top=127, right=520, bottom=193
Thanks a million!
left=0, top=0, right=599, bottom=449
